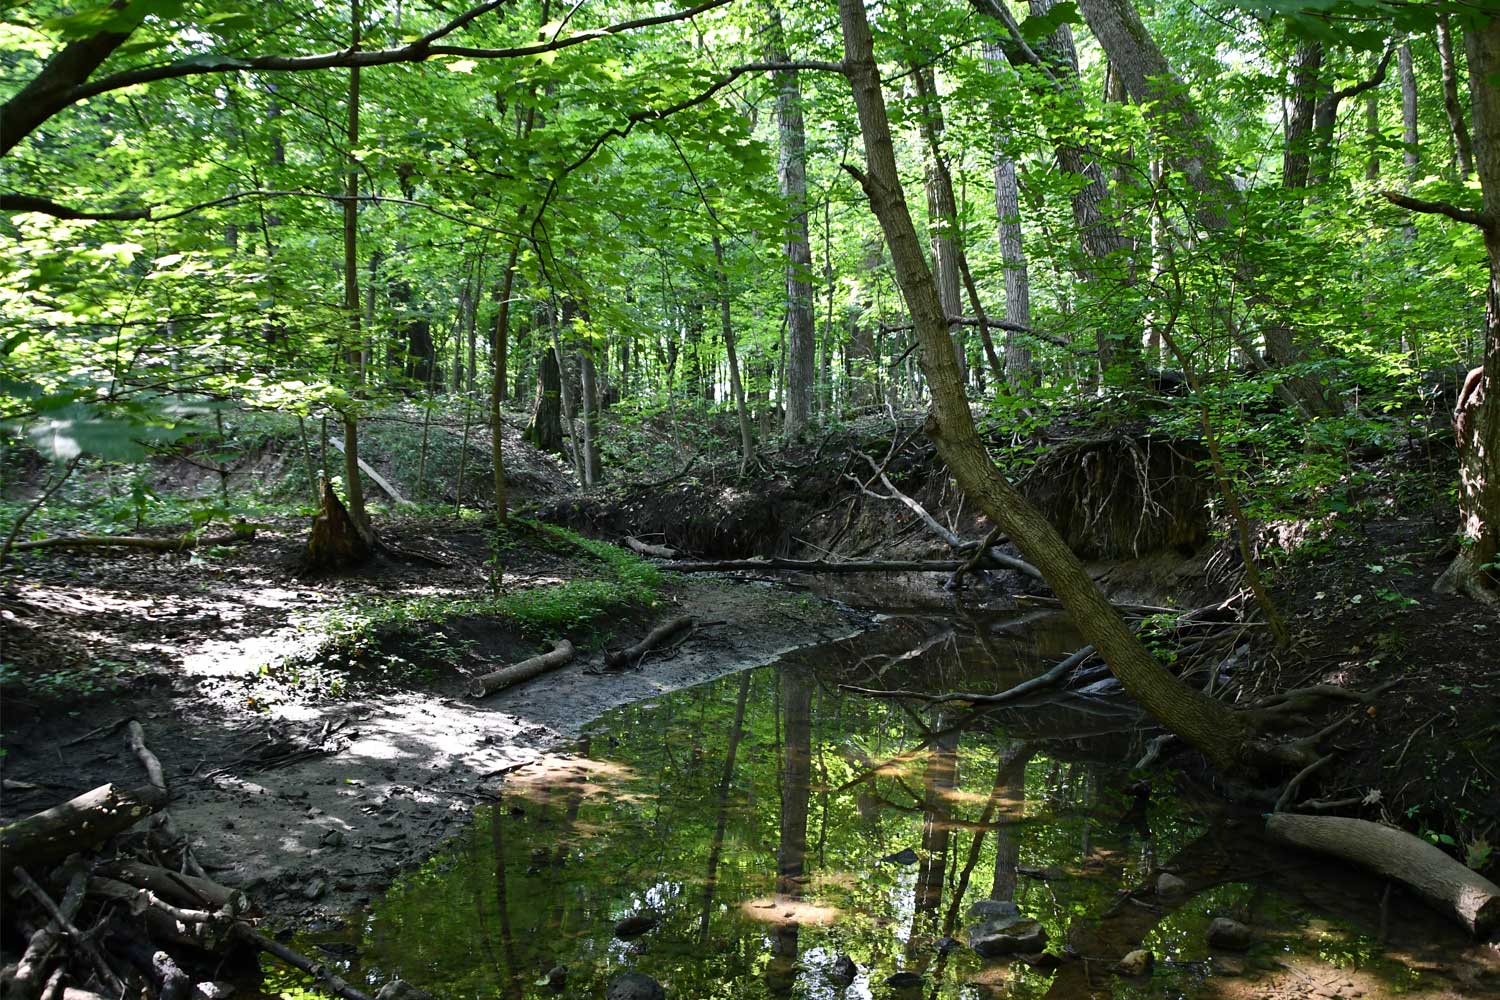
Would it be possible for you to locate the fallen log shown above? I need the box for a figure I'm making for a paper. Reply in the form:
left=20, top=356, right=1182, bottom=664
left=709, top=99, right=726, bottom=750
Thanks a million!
left=1265, top=813, right=1500, bottom=936
left=839, top=646, right=1096, bottom=705
left=623, top=535, right=677, bottom=559
left=10, top=527, right=256, bottom=554
left=604, top=616, right=694, bottom=670
left=1, top=783, right=167, bottom=874
left=127, top=720, right=167, bottom=794
left=467, top=639, right=575, bottom=698
left=12, top=867, right=124, bottom=996
left=87, top=877, right=221, bottom=924
left=664, top=557, right=967, bottom=574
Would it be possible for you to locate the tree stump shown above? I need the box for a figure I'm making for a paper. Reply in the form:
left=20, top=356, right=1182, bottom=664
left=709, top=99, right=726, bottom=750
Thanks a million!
left=306, top=479, right=372, bottom=571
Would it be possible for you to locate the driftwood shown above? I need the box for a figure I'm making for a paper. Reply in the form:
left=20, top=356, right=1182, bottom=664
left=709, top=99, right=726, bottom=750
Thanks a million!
left=467, top=639, right=575, bottom=697
left=665, top=557, right=967, bottom=574
left=0, top=783, right=167, bottom=874
left=126, top=721, right=167, bottom=794
left=106, top=862, right=246, bottom=915
left=1265, top=813, right=1500, bottom=936
left=10, top=526, right=256, bottom=554
left=840, top=646, right=1097, bottom=705
left=12, top=867, right=124, bottom=996
left=623, top=535, right=677, bottom=559
left=605, top=616, right=695, bottom=669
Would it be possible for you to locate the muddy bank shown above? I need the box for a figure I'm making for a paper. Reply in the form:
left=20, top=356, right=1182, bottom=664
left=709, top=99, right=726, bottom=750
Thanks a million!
left=0, top=521, right=859, bottom=922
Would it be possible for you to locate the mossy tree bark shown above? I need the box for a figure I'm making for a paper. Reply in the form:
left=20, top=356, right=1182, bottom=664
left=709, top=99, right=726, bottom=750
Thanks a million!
left=837, top=0, right=1250, bottom=770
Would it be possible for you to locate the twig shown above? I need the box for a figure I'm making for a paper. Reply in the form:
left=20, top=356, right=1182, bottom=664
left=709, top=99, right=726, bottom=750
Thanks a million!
left=1274, top=754, right=1335, bottom=813
left=839, top=646, right=1095, bottom=705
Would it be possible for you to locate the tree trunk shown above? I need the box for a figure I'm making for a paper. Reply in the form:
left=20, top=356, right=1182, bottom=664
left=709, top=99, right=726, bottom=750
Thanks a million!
left=986, top=71, right=1033, bottom=388
left=340, top=0, right=371, bottom=542
left=580, top=348, right=602, bottom=486
left=1400, top=41, right=1420, bottom=179
left=526, top=348, right=564, bottom=455
left=912, top=66, right=968, bottom=384
left=491, top=243, right=519, bottom=522
left=1284, top=39, right=1323, bottom=191
left=713, top=233, right=756, bottom=473
left=838, top=0, right=1250, bottom=770
left=1437, top=14, right=1475, bottom=178
left=765, top=1, right=817, bottom=438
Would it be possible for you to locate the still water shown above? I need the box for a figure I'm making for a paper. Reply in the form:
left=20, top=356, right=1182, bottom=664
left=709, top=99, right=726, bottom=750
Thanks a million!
left=271, top=615, right=1485, bottom=999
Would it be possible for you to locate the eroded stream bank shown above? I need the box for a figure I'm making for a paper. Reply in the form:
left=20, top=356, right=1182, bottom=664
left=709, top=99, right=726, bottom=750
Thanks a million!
left=261, top=613, right=1498, bottom=1000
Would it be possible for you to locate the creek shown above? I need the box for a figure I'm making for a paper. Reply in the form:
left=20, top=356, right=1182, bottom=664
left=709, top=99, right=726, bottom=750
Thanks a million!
left=261, top=612, right=1480, bottom=999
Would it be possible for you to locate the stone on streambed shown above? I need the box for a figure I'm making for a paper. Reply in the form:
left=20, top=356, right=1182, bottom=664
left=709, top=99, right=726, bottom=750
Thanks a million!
left=1206, top=917, right=1253, bottom=950
left=1155, top=872, right=1187, bottom=896
left=614, top=912, right=659, bottom=938
left=1115, top=950, right=1154, bottom=977
left=967, top=915, right=1048, bottom=956
left=881, top=846, right=920, bottom=865
left=828, top=954, right=857, bottom=987
left=967, top=899, right=1019, bottom=921
left=607, top=971, right=666, bottom=1000
left=375, top=980, right=437, bottom=1000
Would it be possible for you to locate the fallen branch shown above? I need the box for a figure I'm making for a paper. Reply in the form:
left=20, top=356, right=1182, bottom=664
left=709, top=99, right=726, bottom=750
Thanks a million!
left=664, top=557, right=967, bottom=574
left=4, top=864, right=87, bottom=1000
left=9, top=528, right=256, bottom=554
left=327, top=437, right=411, bottom=504
left=467, top=639, right=575, bottom=697
left=0, top=783, right=167, bottom=874
left=106, top=861, right=247, bottom=915
left=12, top=867, right=125, bottom=997
left=1265, top=813, right=1500, bottom=936
left=839, top=645, right=1096, bottom=705
left=1273, top=753, right=1334, bottom=812
left=230, top=924, right=377, bottom=1000
left=623, top=535, right=677, bottom=559
left=605, top=615, right=695, bottom=670
left=127, top=720, right=166, bottom=794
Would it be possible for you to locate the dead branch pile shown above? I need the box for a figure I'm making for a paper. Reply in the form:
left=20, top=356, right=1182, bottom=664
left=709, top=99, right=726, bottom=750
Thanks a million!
left=0, top=722, right=382, bottom=1000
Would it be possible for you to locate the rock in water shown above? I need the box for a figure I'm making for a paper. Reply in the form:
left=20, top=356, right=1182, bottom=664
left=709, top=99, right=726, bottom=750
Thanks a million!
left=967, top=916, right=1048, bottom=956
left=606, top=972, right=666, bottom=1000
left=881, top=846, right=920, bottom=865
left=1206, top=917, right=1252, bottom=950
left=934, top=936, right=963, bottom=955
left=543, top=965, right=568, bottom=990
left=375, top=981, right=437, bottom=1000
left=613, top=913, right=659, bottom=938
left=1115, top=950, right=1154, bottom=977
left=1019, top=952, right=1063, bottom=971
left=828, top=954, right=857, bottom=987
left=1155, top=872, right=1187, bottom=896
left=967, top=899, right=1020, bottom=921
left=885, top=971, right=923, bottom=988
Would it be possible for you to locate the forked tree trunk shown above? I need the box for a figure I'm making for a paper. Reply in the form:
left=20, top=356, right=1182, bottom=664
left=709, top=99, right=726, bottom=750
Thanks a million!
left=838, top=0, right=1249, bottom=769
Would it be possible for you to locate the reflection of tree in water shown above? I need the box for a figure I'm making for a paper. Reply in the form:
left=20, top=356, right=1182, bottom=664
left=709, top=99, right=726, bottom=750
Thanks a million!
left=767, top=663, right=812, bottom=994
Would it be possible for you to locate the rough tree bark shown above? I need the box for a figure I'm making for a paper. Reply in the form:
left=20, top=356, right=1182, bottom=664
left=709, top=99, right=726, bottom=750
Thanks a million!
left=838, top=0, right=1251, bottom=769
left=911, top=66, right=969, bottom=384
left=338, top=0, right=373, bottom=549
left=764, top=1, right=817, bottom=438
left=983, top=44, right=1033, bottom=388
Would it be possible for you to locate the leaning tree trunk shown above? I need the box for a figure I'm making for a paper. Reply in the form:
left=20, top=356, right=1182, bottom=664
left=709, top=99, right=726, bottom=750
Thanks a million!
left=838, top=0, right=1249, bottom=769
left=765, top=1, right=817, bottom=439
left=713, top=233, right=756, bottom=473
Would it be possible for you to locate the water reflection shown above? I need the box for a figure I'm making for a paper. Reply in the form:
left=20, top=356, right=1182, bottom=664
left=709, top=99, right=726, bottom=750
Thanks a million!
left=281, top=615, right=1484, bottom=999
